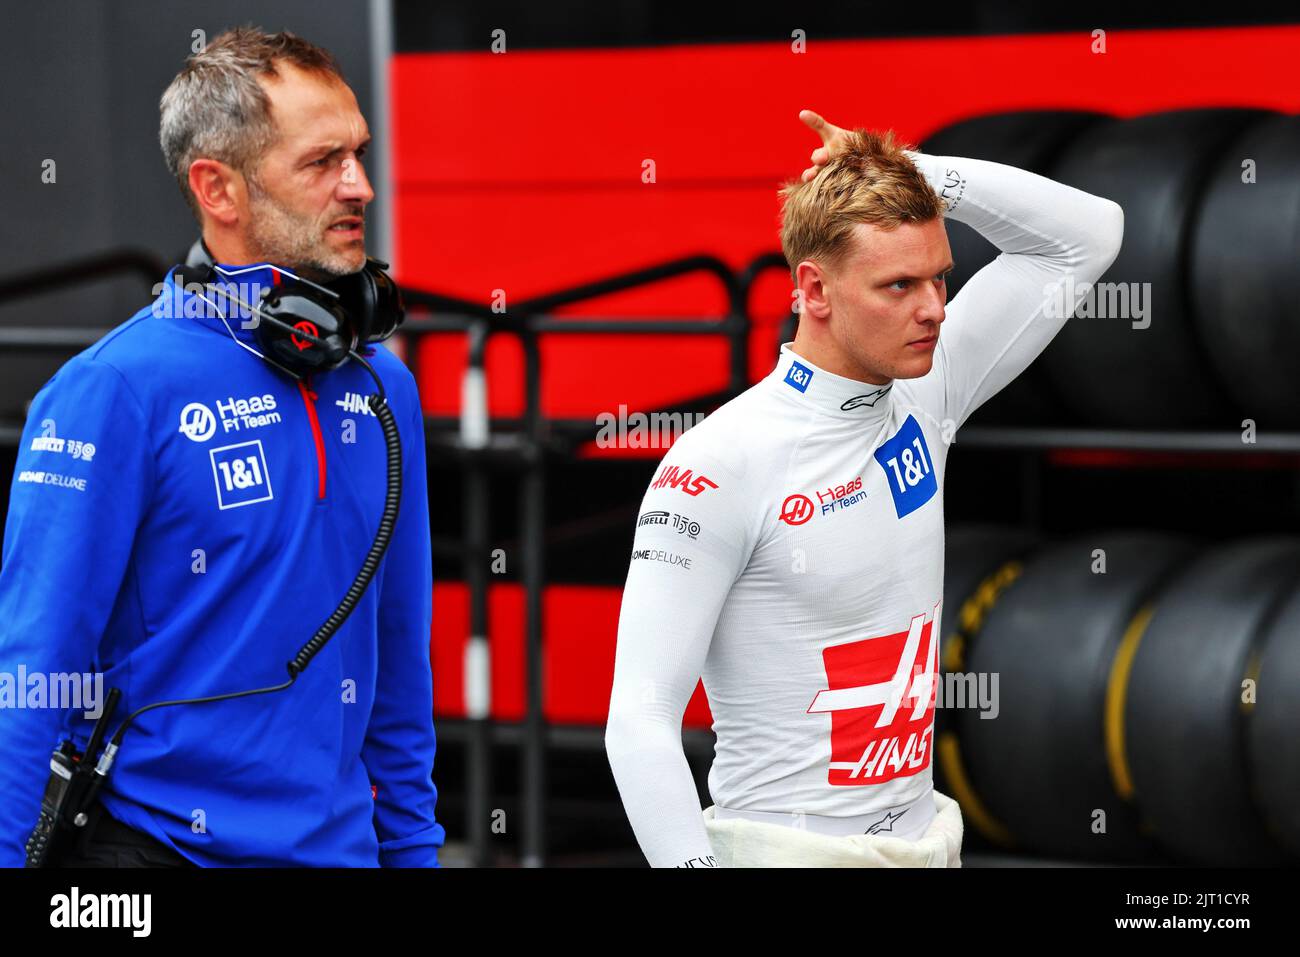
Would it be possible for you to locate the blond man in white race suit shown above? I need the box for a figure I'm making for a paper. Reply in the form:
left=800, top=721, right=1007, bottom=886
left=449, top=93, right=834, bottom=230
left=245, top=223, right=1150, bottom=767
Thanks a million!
left=605, top=111, right=1123, bottom=868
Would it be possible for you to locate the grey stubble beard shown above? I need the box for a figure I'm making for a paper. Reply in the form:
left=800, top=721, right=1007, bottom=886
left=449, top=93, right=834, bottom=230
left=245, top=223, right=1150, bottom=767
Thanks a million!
left=245, top=176, right=365, bottom=278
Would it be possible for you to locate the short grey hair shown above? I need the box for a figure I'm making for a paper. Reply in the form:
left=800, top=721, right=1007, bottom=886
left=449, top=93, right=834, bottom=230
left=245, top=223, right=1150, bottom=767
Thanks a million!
left=159, top=27, right=345, bottom=219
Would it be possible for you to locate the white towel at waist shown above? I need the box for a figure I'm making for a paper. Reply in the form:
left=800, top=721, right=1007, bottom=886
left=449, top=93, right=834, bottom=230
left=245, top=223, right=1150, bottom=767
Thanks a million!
left=703, top=789, right=963, bottom=868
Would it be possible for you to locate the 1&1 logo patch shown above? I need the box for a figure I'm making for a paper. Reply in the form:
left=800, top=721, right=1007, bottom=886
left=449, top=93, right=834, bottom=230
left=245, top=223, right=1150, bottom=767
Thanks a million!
left=784, top=361, right=813, bottom=393
left=210, top=440, right=273, bottom=510
left=872, top=414, right=936, bottom=518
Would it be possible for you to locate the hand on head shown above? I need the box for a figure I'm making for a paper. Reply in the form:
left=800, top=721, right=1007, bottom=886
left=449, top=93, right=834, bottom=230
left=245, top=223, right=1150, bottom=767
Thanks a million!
left=798, top=110, right=854, bottom=182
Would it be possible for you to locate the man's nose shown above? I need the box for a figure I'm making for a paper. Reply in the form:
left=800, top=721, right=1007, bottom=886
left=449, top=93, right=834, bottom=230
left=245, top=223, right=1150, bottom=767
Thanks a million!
left=919, top=283, right=946, bottom=325
left=338, top=154, right=375, bottom=205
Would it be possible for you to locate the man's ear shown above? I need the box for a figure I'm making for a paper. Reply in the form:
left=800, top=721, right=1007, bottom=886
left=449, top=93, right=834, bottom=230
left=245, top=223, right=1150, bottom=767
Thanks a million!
left=795, top=260, right=832, bottom=320
left=188, top=159, right=244, bottom=226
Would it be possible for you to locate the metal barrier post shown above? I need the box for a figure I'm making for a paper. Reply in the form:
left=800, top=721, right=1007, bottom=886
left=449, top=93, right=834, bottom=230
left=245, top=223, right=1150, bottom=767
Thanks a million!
left=519, top=323, right=546, bottom=868
left=460, top=319, right=493, bottom=867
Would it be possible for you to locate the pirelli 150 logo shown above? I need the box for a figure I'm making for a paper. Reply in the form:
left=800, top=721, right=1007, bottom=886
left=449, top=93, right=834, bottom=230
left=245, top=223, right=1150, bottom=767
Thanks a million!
left=807, top=602, right=940, bottom=786
left=636, top=510, right=701, bottom=539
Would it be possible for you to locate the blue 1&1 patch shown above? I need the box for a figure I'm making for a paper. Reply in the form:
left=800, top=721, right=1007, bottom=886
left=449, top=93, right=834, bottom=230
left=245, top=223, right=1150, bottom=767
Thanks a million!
left=785, top=361, right=814, bottom=393
left=873, top=414, right=937, bottom=518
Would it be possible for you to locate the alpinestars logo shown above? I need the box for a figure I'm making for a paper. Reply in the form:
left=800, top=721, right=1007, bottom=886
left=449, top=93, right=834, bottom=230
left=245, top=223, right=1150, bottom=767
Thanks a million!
left=865, top=809, right=907, bottom=835
left=841, top=388, right=891, bottom=411
left=807, top=601, right=940, bottom=786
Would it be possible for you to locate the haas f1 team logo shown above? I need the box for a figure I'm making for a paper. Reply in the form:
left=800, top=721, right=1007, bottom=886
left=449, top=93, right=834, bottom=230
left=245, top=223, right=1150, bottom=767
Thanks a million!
left=291, top=320, right=320, bottom=352
left=651, top=464, right=718, bottom=497
left=807, top=601, right=940, bottom=786
left=779, top=494, right=814, bottom=526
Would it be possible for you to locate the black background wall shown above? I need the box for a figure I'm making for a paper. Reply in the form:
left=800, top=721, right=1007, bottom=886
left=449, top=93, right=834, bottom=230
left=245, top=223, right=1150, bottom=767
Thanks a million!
left=0, top=0, right=378, bottom=418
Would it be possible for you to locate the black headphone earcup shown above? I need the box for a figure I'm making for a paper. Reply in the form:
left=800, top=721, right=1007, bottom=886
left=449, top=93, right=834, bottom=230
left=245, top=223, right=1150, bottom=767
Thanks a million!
left=331, top=270, right=375, bottom=343
left=363, top=262, right=405, bottom=342
left=330, top=260, right=405, bottom=344
left=252, top=288, right=356, bottom=377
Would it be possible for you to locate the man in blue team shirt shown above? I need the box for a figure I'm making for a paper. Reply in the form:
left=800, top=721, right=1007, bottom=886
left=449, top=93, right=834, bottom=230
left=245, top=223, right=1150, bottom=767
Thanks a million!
left=0, top=28, right=444, bottom=867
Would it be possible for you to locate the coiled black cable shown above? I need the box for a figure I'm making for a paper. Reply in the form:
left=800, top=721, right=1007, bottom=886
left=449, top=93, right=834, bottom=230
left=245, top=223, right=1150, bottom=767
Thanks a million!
left=289, top=363, right=401, bottom=674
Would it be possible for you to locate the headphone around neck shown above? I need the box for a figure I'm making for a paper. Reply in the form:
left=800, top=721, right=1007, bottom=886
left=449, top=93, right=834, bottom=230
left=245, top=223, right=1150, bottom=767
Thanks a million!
left=176, top=238, right=405, bottom=381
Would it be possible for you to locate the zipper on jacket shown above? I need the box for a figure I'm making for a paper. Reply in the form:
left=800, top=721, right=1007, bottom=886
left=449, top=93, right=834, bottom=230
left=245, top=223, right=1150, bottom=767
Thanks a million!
left=297, top=376, right=327, bottom=499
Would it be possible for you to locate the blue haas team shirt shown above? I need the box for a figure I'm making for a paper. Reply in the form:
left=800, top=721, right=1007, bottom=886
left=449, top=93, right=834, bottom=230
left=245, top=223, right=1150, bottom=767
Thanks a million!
left=0, top=264, right=444, bottom=866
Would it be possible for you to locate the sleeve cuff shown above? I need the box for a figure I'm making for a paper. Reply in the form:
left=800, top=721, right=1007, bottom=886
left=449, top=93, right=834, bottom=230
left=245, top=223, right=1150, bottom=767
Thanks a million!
left=377, top=821, right=446, bottom=868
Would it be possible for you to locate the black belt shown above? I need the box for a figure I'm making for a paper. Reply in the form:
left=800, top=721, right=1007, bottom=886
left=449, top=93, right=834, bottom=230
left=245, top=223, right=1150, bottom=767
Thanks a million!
left=60, top=806, right=197, bottom=868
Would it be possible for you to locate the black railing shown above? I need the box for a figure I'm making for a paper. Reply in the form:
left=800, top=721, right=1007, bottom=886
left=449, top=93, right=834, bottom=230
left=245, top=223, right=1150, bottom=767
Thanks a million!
left=0, top=249, right=166, bottom=306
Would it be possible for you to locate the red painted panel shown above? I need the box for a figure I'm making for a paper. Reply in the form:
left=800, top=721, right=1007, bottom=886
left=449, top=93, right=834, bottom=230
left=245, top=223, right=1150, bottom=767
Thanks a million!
left=431, top=580, right=527, bottom=720
left=394, top=28, right=1300, bottom=191
left=394, top=26, right=1300, bottom=449
left=432, top=581, right=713, bottom=727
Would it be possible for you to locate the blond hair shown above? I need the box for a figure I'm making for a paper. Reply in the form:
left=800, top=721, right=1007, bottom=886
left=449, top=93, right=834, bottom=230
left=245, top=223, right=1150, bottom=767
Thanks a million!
left=779, top=128, right=943, bottom=282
